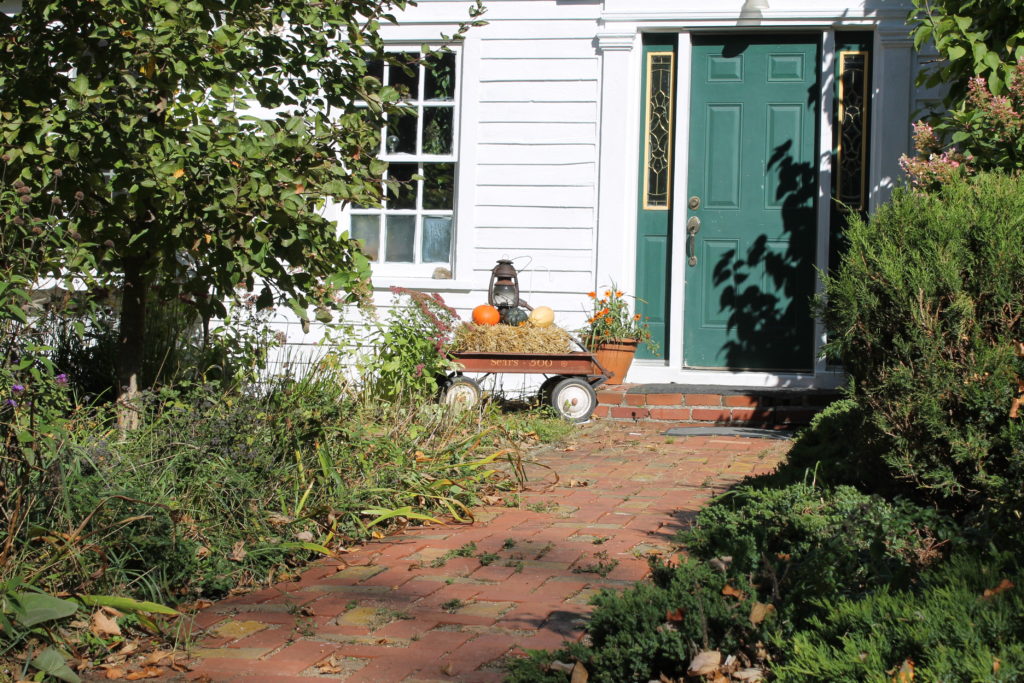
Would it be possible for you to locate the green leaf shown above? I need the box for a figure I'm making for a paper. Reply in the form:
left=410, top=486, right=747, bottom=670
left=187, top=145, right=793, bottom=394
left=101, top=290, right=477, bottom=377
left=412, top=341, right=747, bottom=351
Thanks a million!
left=7, top=591, right=79, bottom=626
left=68, top=73, right=89, bottom=95
left=275, top=542, right=337, bottom=556
left=947, top=45, right=967, bottom=61
left=360, top=506, right=441, bottom=529
left=30, top=647, right=81, bottom=683
left=65, top=141, right=79, bottom=161
left=75, top=594, right=179, bottom=616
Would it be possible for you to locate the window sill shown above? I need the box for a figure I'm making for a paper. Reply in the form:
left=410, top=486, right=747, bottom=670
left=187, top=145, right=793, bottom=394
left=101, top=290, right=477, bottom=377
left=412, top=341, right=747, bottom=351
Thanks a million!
left=372, top=276, right=474, bottom=293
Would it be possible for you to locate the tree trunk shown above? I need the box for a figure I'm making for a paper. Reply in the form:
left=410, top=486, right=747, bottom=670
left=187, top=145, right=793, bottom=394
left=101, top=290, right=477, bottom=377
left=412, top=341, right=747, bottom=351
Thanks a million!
left=116, top=255, right=147, bottom=432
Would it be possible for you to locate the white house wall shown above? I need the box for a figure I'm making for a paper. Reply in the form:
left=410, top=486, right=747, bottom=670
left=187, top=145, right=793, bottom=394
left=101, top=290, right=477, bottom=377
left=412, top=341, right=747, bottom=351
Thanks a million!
left=263, top=0, right=931, bottom=389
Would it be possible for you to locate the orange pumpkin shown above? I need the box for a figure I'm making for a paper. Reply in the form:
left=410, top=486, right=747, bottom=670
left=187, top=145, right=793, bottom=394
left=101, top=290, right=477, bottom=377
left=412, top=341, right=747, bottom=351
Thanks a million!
left=472, top=304, right=501, bottom=326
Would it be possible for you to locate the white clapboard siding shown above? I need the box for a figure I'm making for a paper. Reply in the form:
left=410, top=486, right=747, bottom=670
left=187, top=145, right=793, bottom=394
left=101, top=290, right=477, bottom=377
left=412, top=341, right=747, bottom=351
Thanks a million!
left=475, top=185, right=595, bottom=209
left=473, top=226, right=592, bottom=247
left=481, top=38, right=600, bottom=61
left=476, top=143, right=596, bottom=164
left=478, top=101, right=597, bottom=124
left=476, top=163, right=597, bottom=186
left=473, top=206, right=594, bottom=229
left=478, top=121, right=596, bottom=145
left=475, top=248, right=594, bottom=272
left=479, top=58, right=599, bottom=82
left=479, top=80, right=598, bottom=103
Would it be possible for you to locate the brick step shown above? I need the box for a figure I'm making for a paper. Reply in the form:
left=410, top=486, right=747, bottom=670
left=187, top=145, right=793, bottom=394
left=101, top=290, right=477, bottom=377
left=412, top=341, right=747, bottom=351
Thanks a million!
left=595, top=383, right=841, bottom=428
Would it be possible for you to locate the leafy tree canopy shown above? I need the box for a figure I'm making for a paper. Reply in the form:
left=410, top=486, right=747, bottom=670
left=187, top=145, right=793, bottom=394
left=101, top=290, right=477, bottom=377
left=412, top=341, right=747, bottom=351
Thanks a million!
left=0, top=0, right=483, bottom=400
left=910, top=0, right=1024, bottom=105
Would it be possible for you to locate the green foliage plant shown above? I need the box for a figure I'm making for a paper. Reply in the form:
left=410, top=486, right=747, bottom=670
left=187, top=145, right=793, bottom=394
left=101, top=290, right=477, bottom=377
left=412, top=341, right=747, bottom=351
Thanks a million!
left=773, top=551, right=1024, bottom=681
left=909, top=0, right=1024, bottom=104
left=821, top=172, right=1024, bottom=517
left=0, top=0, right=485, bottom=410
left=360, top=287, right=461, bottom=400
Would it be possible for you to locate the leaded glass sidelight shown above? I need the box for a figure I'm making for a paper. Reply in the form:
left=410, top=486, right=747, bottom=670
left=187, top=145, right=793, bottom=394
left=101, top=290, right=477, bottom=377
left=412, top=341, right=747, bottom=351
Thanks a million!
left=644, top=52, right=675, bottom=210
left=836, top=51, right=869, bottom=211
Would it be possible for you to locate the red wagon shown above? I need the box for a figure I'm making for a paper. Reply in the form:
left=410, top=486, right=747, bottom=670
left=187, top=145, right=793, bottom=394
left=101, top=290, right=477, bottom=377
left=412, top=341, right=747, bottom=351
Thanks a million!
left=442, top=350, right=612, bottom=422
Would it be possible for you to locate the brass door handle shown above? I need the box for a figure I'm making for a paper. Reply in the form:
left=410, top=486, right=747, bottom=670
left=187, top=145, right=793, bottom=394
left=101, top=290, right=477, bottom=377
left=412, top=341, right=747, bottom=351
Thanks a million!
left=686, top=216, right=701, bottom=267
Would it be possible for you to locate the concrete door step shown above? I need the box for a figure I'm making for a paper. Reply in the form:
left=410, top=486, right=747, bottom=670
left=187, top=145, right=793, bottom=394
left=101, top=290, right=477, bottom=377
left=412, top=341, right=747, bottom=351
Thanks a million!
left=595, top=383, right=841, bottom=428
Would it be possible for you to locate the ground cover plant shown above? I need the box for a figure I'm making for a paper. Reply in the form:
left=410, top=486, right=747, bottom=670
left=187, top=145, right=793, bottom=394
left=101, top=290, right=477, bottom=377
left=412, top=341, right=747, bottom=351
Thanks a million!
left=0, top=276, right=573, bottom=680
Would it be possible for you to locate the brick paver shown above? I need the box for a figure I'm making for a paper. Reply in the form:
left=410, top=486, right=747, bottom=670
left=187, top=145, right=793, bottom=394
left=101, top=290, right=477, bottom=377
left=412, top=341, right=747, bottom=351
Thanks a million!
left=181, top=421, right=788, bottom=682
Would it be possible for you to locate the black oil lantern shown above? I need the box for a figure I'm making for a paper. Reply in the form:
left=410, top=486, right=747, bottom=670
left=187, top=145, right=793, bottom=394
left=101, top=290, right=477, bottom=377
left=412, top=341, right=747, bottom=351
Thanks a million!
left=488, top=259, right=530, bottom=310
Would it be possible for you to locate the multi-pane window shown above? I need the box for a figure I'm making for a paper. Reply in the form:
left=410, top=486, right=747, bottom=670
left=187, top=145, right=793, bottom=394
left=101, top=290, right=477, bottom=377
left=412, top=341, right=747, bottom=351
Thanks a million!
left=350, top=51, right=458, bottom=269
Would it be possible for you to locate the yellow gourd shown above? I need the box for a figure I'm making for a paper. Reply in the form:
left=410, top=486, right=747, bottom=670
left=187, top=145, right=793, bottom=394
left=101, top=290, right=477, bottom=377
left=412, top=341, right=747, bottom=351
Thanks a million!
left=528, top=305, right=555, bottom=328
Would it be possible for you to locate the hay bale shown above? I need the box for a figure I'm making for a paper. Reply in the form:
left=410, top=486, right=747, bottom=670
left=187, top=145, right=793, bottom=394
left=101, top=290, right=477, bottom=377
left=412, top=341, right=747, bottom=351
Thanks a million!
left=450, top=322, right=573, bottom=354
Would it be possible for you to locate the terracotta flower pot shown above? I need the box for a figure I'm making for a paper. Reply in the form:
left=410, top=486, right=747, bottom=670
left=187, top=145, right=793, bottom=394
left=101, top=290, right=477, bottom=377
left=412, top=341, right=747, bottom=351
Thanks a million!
left=592, top=338, right=638, bottom=386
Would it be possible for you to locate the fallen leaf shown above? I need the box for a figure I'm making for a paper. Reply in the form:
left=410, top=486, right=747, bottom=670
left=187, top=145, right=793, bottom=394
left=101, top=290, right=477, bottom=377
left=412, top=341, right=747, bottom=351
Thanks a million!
left=294, top=183, right=305, bottom=194
left=994, top=658, right=1001, bottom=674
left=570, top=660, right=589, bottom=683
left=115, top=641, right=139, bottom=657
left=125, top=667, right=164, bottom=680
left=982, top=578, right=1014, bottom=599
left=665, top=608, right=685, bottom=622
left=721, top=584, right=746, bottom=600
left=104, top=668, right=127, bottom=680
left=442, top=661, right=454, bottom=676
left=711, top=674, right=729, bottom=683
left=549, top=660, right=575, bottom=673
left=893, top=658, right=914, bottom=682
left=195, top=546, right=210, bottom=559
left=687, top=651, right=721, bottom=676
left=91, top=608, right=122, bottom=638
left=749, top=602, right=775, bottom=625
left=295, top=531, right=314, bottom=542
left=317, top=655, right=344, bottom=674
left=142, top=651, right=177, bottom=667
left=228, top=541, right=247, bottom=562
left=562, top=445, right=577, bottom=452
left=568, top=479, right=589, bottom=488
left=266, top=513, right=294, bottom=526
left=481, top=494, right=502, bottom=505
left=733, top=668, right=765, bottom=681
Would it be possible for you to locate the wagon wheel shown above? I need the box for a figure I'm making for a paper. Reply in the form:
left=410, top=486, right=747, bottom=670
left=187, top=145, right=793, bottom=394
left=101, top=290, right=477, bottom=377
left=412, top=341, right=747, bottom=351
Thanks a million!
left=538, top=376, right=563, bottom=406
left=441, top=375, right=482, bottom=411
left=549, top=377, right=597, bottom=423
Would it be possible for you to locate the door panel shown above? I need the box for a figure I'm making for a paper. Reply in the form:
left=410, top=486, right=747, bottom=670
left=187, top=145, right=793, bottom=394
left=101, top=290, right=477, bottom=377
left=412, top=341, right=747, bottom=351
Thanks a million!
left=684, top=36, right=818, bottom=371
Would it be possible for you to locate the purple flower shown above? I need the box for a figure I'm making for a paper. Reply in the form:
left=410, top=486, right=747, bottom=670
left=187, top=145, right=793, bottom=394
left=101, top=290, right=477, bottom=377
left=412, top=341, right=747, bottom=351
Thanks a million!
left=11, top=384, right=24, bottom=393
left=5, top=399, right=16, bottom=407
left=55, top=374, right=68, bottom=385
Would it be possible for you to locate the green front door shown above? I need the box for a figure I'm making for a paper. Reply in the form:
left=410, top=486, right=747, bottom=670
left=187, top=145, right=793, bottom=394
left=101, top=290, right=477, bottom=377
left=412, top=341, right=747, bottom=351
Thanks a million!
left=683, top=36, right=818, bottom=370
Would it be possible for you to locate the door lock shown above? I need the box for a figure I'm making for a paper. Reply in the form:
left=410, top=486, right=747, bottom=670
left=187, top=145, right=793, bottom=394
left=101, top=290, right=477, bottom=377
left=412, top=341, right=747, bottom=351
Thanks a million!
left=688, top=196, right=701, bottom=210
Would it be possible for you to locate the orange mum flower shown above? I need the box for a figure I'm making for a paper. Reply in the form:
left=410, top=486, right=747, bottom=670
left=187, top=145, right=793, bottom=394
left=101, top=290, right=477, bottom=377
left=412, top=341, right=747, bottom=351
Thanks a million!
left=598, top=308, right=609, bottom=317
left=634, top=314, right=641, bottom=320
left=587, top=291, right=596, bottom=298
left=604, top=290, right=612, bottom=297
left=616, top=290, right=624, bottom=297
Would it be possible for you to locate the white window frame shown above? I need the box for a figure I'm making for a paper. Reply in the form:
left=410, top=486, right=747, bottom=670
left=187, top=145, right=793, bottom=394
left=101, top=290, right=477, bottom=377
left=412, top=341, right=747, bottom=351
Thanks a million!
left=345, top=44, right=464, bottom=282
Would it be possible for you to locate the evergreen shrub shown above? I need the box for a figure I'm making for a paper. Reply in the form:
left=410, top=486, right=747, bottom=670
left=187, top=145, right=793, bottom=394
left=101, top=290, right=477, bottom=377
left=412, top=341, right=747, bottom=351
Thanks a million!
left=822, top=172, right=1024, bottom=516
left=682, top=483, right=954, bottom=625
left=774, top=551, right=1024, bottom=681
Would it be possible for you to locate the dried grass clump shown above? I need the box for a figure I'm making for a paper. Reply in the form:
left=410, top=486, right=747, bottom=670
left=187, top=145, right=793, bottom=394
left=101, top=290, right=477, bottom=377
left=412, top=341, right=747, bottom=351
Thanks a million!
left=450, top=323, right=573, bottom=354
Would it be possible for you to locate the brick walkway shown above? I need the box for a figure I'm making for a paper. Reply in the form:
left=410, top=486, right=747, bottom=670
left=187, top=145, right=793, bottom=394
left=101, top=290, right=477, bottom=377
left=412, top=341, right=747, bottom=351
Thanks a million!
left=183, top=422, right=788, bottom=682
